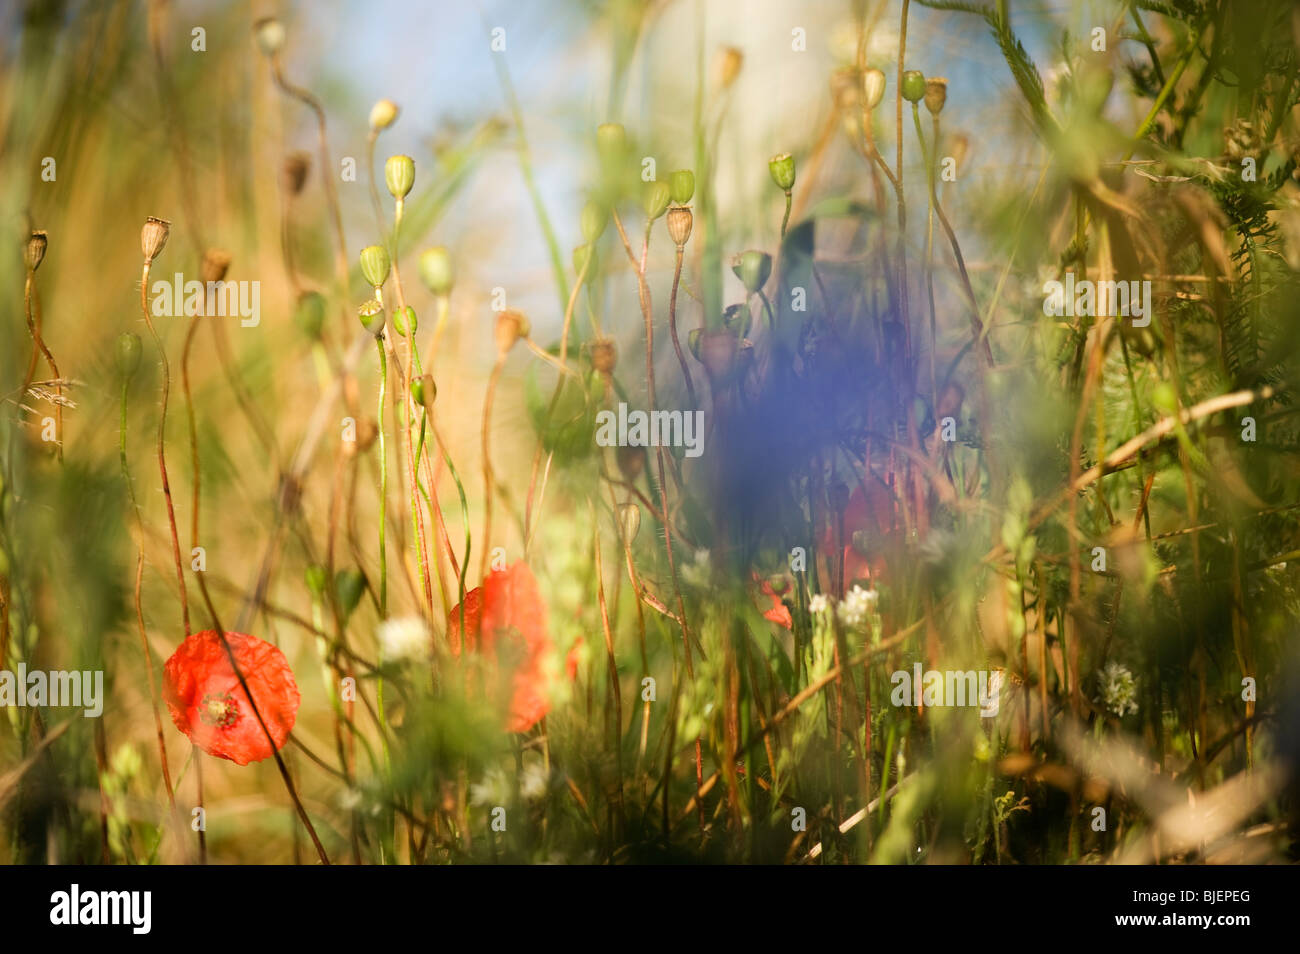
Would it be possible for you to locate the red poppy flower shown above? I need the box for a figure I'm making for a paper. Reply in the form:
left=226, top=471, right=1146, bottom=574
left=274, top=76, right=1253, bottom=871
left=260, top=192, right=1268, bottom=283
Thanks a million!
left=823, top=479, right=897, bottom=585
left=163, top=630, right=300, bottom=766
left=447, top=562, right=554, bottom=733
left=757, top=577, right=793, bottom=629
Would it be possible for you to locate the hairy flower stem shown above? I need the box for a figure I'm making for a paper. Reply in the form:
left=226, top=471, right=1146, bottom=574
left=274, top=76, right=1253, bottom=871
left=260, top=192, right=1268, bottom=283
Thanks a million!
left=140, top=262, right=190, bottom=635
left=374, top=337, right=389, bottom=618
left=780, top=189, right=792, bottom=239
left=120, top=378, right=175, bottom=807
left=22, top=270, right=62, bottom=460
left=479, top=353, right=506, bottom=583
left=668, top=246, right=697, bottom=408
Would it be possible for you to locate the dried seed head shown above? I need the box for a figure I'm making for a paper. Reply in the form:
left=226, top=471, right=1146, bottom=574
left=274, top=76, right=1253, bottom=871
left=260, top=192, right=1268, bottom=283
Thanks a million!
left=253, top=17, right=285, bottom=57
left=117, top=332, right=142, bottom=379
left=715, top=46, right=743, bottom=89
left=385, top=154, right=415, bottom=200
left=616, top=445, right=644, bottom=481
left=580, top=200, right=608, bottom=243
left=666, top=205, right=693, bottom=247
left=668, top=169, right=695, bottom=205
left=282, top=152, right=310, bottom=196
left=901, top=70, right=926, bottom=104
left=24, top=230, right=47, bottom=272
left=643, top=180, right=671, bottom=222
left=494, top=309, right=530, bottom=354
left=924, top=77, right=948, bottom=116
left=417, top=246, right=454, bottom=296
left=861, top=68, right=886, bottom=110
left=618, top=502, right=641, bottom=542
left=200, top=248, right=231, bottom=284
left=141, top=217, right=171, bottom=265
left=411, top=373, right=436, bottom=409
left=768, top=153, right=795, bottom=192
left=369, top=99, right=399, bottom=132
left=358, top=298, right=385, bottom=336
left=359, top=244, right=391, bottom=289
left=589, top=338, right=617, bottom=374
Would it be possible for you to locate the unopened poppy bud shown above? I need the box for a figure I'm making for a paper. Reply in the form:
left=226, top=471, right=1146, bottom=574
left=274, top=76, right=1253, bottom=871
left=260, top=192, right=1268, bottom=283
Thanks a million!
left=334, top=569, right=367, bottom=618
left=411, top=373, right=436, bottom=408
left=862, top=68, right=886, bottom=110
left=393, top=305, right=417, bottom=336
left=596, top=123, right=627, bottom=172
left=282, top=152, right=310, bottom=196
left=722, top=302, right=751, bottom=337
left=581, top=200, right=608, bottom=243
left=369, top=98, right=399, bottom=132
left=901, top=70, right=926, bottom=103
left=360, top=244, right=390, bottom=289
left=573, top=243, right=598, bottom=276
left=644, top=180, right=671, bottom=221
left=769, top=153, right=796, bottom=192
left=669, top=169, right=695, bottom=205
left=494, top=309, right=529, bottom=354
left=589, top=338, right=617, bottom=373
left=666, top=205, right=693, bottom=247
left=417, top=246, right=454, bottom=296
left=619, top=502, right=641, bottom=542
left=715, top=46, right=743, bottom=89
left=295, top=290, right=326, bottom=340
left=358, top=298, right=385, bottom=336
left=141, top=216, right=171, bottom=264
left=687, top=327, right=702, bottom=361
left=732, top=249, right=772, bottom=293
left=24, top=231, right=47, bottom=272
left=201, top=248, right=231, bottom=284
left=252, top=16, right=285, bottom=57
left=924, top=77, right=947, bottom=115
left=117, top=332, right=142, bottom=379
left=385, top=154, right=414, bottom=199
left=305, top=565, right=328, bottom=598
left=616, top=445, right=644, bottom=481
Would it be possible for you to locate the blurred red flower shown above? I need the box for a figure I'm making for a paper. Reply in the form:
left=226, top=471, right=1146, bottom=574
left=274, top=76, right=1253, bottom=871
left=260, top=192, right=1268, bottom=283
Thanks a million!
left=163, top=629, right=300, bottom=766
left=823, top=479, right=896, bottom=585
left=448, top=562, right=555, bottom=733
left=758, top=578, right=793, bottom=629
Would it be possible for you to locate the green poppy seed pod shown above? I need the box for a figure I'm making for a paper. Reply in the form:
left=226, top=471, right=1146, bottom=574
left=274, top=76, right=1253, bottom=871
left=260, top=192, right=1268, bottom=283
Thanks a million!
left=411, top=373, right=436, bottom=408
left=252, top=17, right=285, bottom=57
left=369, top=99, right=399, bottom=132
left=358, top=298, right=385, bottom=336
left=305, top=565, right=328, bottom=599
left=669, top=169, right=695, bottom=205
left=295, top=290, right=326, bottom=340
left=644, top=180, right=671, bottom=222
left=417, top=246, right=454, bottom=296
left=24, top=231, right=47, bottom=272
left=924, top=77, right=947, bottom=116
left=733, top=249, right=772, bottom=294
left=580, top=200, right=608, bottom=243
left=385, top=154, right=415, bottom=200
left=393, top=305, right=417, bottom=336
left=666, top=205, right=693, bottom=247
left=721, top=302, right=751, bottom=337
left=140, top=216, right=170, bottom=264
left=862, top=68, right=886, bottom=110
left=618, top=502, right=641, bottom=543
left=573, top=243, right=597, bottom=276
left=596, top=123, right=627, bottom=163
left=768, top=153, right=796, bottom=192
left=117, top=332, right=142, bottom=379
left=360, top=244, right=390, bottom=289
left=1151, top=382, right=1178, bottom=415
left=901, top=70, right=926, bottom=104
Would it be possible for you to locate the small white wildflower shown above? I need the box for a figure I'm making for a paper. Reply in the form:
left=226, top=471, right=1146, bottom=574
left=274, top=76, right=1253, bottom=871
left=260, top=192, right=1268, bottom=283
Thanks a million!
left=470, top=766, right=509, bottom=808
left=1099, top=662, right=1139, bottom=717
left=808, top=593, right=830, bottom=614
left=377, top=615, right=430, bottom=663
left=681, top=548, right=712, bottom=589
left=836, top=584, right=878, bottom=629
left=520, top=762, right=549, bottom=801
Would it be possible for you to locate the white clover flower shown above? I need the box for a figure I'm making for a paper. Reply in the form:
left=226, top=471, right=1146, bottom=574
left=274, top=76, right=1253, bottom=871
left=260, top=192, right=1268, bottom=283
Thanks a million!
left=1099, top=662, right=1139, bottom=717
left=377, top=615, right=430, bottom=663
left=836, top=584, right=878, bottom=629
left=808, top=593, right=831, bottom=615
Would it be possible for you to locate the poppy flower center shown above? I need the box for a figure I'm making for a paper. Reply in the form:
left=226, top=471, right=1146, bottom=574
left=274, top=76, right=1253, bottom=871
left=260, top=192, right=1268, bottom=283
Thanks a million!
left=199, top=692, right=239, bottom=728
